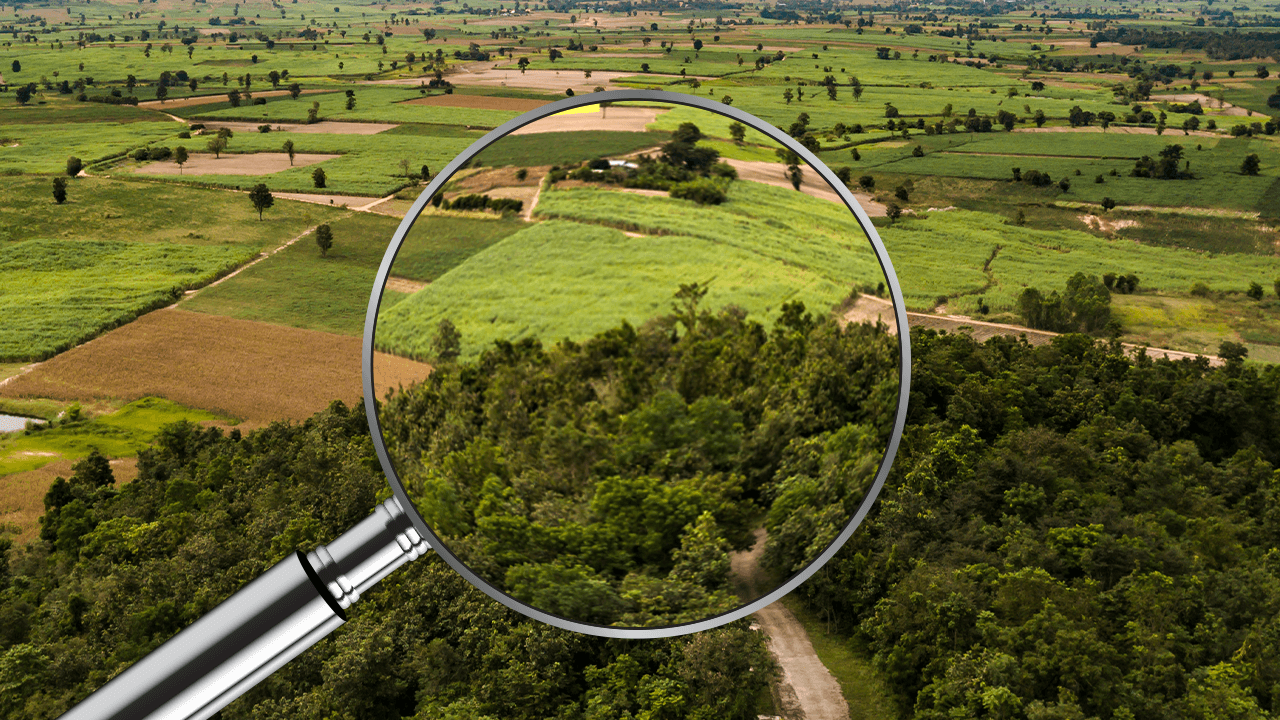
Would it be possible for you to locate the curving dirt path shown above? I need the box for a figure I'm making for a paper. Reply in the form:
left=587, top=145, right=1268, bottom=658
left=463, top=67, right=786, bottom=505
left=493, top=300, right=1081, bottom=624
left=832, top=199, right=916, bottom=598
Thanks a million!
left=731, top=529, right=849, bottom=720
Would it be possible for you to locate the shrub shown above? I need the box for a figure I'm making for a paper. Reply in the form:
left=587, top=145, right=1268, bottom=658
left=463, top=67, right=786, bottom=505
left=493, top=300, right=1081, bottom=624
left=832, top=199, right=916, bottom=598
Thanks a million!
left=669, top=178, right=727, bottom=205
left=1247, top=282, right=1265, bottom=300
left=1191, top=282, right=1212, bottom=297
left=858, top=175, right=875, bottom=190
left=312, top=167, right=326, bottom=188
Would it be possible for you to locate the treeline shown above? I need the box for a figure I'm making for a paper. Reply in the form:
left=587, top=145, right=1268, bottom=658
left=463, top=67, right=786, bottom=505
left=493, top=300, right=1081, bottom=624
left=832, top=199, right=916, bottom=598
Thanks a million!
left=378, top=295, right=899, bottom=627
left=1091, top=27, right=1280, bottom=61
left=0, top=404, right=775, bottom=719
left=792, top=329, right=1280, bottom=720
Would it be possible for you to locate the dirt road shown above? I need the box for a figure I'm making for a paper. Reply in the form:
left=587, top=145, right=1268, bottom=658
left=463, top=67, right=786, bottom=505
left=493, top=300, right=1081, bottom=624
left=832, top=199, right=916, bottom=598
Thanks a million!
left=731, top=529, right=849, bottom=720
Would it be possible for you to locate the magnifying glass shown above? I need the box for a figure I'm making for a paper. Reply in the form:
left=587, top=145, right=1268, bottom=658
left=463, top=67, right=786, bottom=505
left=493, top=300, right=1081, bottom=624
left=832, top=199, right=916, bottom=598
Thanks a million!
left=59, top=90, right=910, bottom=720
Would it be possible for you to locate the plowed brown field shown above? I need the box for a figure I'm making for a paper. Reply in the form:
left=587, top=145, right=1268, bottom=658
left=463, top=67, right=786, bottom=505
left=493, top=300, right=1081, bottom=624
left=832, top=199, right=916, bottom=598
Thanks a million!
left=0, top=309, right=432, bottom=428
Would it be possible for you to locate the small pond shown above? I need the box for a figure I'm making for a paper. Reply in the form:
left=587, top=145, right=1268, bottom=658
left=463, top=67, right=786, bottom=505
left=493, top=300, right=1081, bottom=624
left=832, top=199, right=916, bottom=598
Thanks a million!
left=0, top=414, right=42, bottom=433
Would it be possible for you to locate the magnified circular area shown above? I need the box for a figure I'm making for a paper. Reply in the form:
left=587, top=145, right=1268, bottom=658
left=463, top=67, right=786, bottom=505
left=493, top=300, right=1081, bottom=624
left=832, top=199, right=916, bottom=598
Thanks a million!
left=371, top=98, right=903, bottom=631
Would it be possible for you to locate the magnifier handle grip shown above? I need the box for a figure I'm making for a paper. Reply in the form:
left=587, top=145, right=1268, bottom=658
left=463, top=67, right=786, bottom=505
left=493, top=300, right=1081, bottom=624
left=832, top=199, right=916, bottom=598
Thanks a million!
left=58, top=498, right=430, bottom=720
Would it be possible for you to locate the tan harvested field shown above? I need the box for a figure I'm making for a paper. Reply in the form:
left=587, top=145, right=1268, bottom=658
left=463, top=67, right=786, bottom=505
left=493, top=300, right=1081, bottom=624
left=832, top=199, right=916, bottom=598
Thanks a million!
left=139, top=88, right=328, bottom=108
left=510, top=106, right=664, bottom=134
left=1151, top=93, right=1251, bottom=115
left=134, top=152, right=338, bottom=176
left=200, top=120, right=399, bottom=135
left=0, top=310, right=433, bottom=428
left=0, top=457, right=138, bottom=543
left=404, top=94, right=548, bottom=112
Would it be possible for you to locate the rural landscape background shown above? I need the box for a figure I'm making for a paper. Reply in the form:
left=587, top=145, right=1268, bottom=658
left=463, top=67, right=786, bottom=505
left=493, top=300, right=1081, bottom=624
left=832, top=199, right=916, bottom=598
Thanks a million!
left=0, top=0, right=1279, bottom=716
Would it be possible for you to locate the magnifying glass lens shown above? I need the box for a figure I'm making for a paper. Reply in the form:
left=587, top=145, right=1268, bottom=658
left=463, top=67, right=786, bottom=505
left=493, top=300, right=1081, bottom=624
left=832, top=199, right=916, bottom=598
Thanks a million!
left=370, top=97, right=906, bottom=632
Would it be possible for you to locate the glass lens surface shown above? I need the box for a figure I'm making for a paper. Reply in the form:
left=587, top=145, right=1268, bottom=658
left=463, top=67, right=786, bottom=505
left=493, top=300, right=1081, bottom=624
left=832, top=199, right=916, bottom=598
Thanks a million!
left=370, top=97, right=905, bottom=631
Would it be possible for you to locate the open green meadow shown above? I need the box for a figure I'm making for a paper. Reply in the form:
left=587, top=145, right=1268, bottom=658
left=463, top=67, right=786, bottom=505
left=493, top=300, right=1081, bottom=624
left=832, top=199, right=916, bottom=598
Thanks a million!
left=0, top=238, right=254, bottom=361
left=0, top=397, right=235, bottom=477
left=376, top=181, right=887, bottom=360
left=182, top=211, right=526, bottom=335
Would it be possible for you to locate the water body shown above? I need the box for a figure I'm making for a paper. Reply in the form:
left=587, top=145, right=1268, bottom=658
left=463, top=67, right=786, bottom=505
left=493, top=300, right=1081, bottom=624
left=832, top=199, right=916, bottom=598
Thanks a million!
left=0, top=414, right=41, bottom=433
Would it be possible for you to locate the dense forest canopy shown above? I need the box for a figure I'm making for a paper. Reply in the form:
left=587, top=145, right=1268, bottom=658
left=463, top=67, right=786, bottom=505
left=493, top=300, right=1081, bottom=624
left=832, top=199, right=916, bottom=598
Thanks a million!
left=794, top=331, right=1280, bottom=720
left=377, top=296, right=901, bottom=627
left=5, top=321, right=1280, bottom=718
left=0, top=403, right=776, bottom=720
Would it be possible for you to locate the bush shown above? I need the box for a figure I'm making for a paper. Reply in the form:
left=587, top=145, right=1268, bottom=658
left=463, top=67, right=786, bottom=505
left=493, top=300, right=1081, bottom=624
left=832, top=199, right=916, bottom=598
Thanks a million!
left=258, top=124, right=272, bottom=133
left=312, top=167, right=326, bottom=188
left=252, top=97, right=267, bottom=105
left=147, top=146, right=172, bottom=161
left=1190, top=282, right=1212, bottom=297
left=1247, top=282, right=1265, bottom=300
left=858, top=175, right=875, bottom=190
left=66, top=157, right=83, bottom=177
left=669, top=178, right=727, bottom=205
left=515, top=168, right=528, bottom=181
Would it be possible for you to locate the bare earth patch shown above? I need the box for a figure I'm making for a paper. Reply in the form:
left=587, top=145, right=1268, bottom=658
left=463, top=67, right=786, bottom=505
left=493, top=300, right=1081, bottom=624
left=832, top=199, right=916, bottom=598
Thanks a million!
left=509, top=106, right=663, bottom=134
left=385, top=276, right=427, bottom=294
left=134, top=152, right=338, bottom=176
left=200, top=120, right=398, bottom=135
left=273, top=192, right=391, bottom=209
left=404, top=94, right=548, bottom=112
left=1154, top=93, right=1251, bottom=115
left=0, top=309, right=434, bottom=428
left=1079, top=214, right=1139, bottom=233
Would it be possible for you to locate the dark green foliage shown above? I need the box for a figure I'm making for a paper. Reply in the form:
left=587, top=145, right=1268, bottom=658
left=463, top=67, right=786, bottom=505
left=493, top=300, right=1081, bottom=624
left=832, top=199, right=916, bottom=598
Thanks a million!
left=311, top=166, right=326, bottom=188
left=314, top=223, right=333, bottom=257
left=1017, top=272, right=1112, bottom=333
left=379, top=302, right=899, bottom=628
left=2, top=403, right=777, bottom=718
left=1132, top=144, right=1192, bottom=179
left=248, top=183, right=273, bottom=220
left=65, top=157, right=82, bottom=177
left=431, top=318, right=461, bottom=363
left=51, top=177, right=66, bottom=204
left=440, top=194, right=522, bottom=214
left=1242, top=153, right=1262, bottom=176
left=669, top=178, right=727, bottom=205
left=1248, top=281, right=1265, bottom=300
left=792, top=329, right=1280, bottom=720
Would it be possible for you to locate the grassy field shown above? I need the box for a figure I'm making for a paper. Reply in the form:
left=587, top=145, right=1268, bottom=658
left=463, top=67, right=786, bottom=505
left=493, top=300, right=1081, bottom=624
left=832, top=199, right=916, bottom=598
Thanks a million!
left=377, top=181, right=888, bottom=361
left=0, top=397, right=236, bottom=478
left=880, top=209, right=1280, bottom=315
left=0, top=176, right=343, bottom=245
left=471, top=130, right=670, bottom=167
left=0, top=238, right=254, bottom=361
left=182, top=211, right=525, bottom=334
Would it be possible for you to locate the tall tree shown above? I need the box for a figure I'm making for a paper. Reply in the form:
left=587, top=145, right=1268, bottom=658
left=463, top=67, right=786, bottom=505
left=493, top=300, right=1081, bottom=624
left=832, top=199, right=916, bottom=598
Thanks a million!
left=173, top=146, right=188, bottom=174
left=248, top=183, right=273, bottom=220
left=52, top=177, right=67, bottom=204
left=314, top=223, right=333, bottom=256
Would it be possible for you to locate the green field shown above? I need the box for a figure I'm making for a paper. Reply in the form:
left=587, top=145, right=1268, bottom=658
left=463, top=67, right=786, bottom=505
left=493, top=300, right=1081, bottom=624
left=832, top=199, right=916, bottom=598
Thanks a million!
left=183, top=211, right=526, bottom=335
left=0, top=397, right=235, bottom=477
left=376, top=179, right=887, bottom=360
left=0, top=238, right=254, bottom=361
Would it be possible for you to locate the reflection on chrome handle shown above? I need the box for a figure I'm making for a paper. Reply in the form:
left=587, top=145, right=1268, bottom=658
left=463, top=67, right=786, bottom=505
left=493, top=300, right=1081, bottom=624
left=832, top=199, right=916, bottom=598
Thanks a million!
left=58, top=498, right=430, bottom=720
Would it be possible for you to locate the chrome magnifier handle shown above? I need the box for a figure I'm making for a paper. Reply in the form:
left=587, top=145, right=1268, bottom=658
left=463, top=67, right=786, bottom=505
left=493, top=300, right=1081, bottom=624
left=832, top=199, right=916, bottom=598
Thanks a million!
left=58, top=498, right=429, bottom=720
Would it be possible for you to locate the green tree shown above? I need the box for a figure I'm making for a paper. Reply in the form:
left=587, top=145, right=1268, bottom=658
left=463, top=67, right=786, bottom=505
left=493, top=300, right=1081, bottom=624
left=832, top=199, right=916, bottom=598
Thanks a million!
left=65, top=156, right=82, bottom=177
left=282, top=139, right=295, bottom=166
left=173, top=146, right=188, bottom=173
left=728, top=121, right=746, bottom=144
left=1241, top=153, right=1261, bottom=175
left=314, top=223, right=333, bottom=256
left=248, top=183, right=273, bottom=220
left=52, top=177, right=67, bottom=204
left=206, top=136, right=226, bottom=159
left=227, top=88, right=240, bottom=107
left=431, top=318, right=462, bottom=363
left=9, top=60, right=19, bottom=73
left=1247, top=281, right=1264, bottom=300
left=288, top=82, right=301, bottom=99
left=312, top=166, right=326, bottom=188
